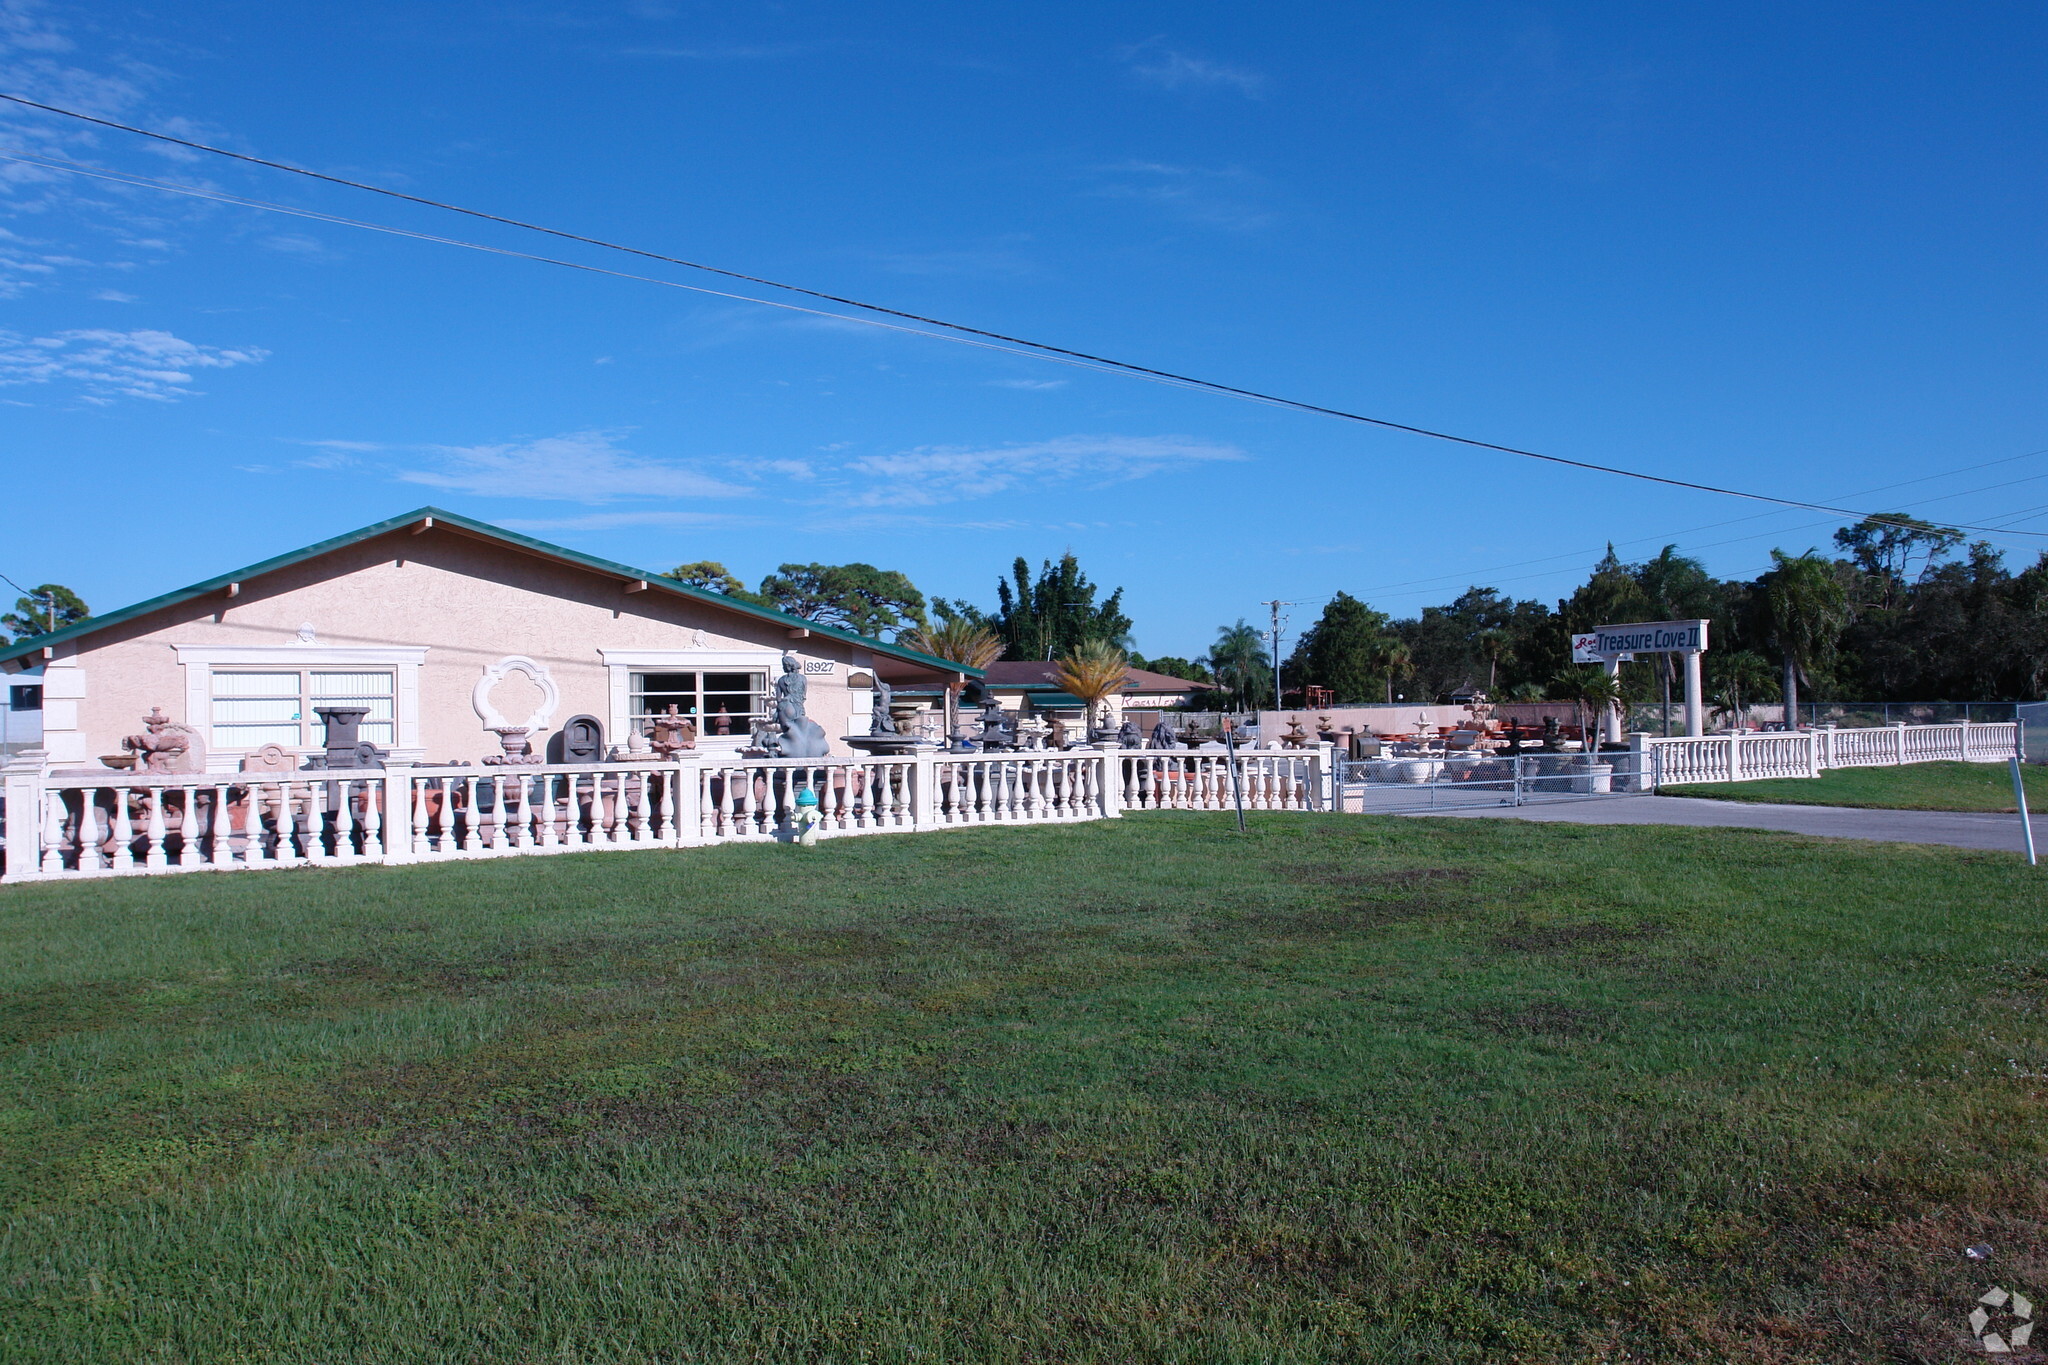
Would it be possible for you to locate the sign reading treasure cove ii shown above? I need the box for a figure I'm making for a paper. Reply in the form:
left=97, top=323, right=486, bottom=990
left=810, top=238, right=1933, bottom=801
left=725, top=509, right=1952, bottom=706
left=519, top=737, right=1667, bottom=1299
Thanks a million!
left=1573, top=618, right=1709, bottom=663
left=1572, top=618, right=1713, bottom=738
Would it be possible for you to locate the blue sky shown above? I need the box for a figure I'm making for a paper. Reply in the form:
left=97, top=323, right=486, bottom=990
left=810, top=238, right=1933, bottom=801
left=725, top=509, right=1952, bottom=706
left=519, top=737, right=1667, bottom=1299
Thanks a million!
left=2, top=1, right=2044, bottom=656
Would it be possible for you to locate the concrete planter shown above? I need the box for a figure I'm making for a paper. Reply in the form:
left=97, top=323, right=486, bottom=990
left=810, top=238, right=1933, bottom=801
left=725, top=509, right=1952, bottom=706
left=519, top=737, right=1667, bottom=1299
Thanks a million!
left=1571, top=762, right=1614, bottom=795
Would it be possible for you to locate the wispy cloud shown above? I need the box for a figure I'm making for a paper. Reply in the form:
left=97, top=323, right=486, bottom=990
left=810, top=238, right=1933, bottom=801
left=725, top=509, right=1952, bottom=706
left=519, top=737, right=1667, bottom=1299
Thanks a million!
left=259, top=232, right=333, bottom=259
left=754, top=457, right=818, bottom=483
left=0, top=326, right=267, bottom=403
left=498, top=509, right=757, bottom=533
left=869, top=243, right=1036, bottom=278
left=989, top=377, right=1068, bottom=391
left=395, top=429, right=753, bottom=504
left=843, top=434, right=1247, bottom=508
left=617, top=43, right=813, bottom=60
left=92, top=288, right=136, bottom=302
left=1091, top=161, right=1276, bottom=232
left=0, top=1, right=227, bottom=294
left=297, top=438, right=385, bottom=453
left=1120, top=40, right=1265, bottom=96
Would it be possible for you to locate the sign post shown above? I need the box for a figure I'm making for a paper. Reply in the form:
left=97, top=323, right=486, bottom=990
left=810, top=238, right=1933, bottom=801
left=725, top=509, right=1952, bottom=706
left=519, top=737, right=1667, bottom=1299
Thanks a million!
left=1573, top=620, right=1711, bottom=738
left=2013, top=756, right=2037, bottom=867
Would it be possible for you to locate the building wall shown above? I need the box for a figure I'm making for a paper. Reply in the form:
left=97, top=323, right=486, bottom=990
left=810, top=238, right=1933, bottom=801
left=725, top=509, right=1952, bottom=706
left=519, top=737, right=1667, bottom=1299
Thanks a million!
left=41, top=526, right=893, bottom=769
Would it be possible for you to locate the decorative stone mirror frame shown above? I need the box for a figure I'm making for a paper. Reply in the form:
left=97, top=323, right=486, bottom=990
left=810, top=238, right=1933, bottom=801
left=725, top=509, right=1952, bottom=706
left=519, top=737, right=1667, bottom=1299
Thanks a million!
left=472, top=655, right=560, bottom=732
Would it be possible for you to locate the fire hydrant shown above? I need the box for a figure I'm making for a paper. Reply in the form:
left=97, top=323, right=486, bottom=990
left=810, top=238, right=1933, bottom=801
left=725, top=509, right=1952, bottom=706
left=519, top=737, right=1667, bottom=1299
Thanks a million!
left=793, top=785, right=823, bottom=846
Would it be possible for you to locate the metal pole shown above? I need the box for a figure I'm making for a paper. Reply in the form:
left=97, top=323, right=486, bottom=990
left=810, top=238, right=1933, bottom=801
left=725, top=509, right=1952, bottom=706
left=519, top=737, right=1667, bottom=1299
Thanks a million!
left=1266, top=599, right=1283, bottom=713
left=2012, top=756, right=2037, bottom=867
left=1224, top=721, right=1248, bottom=833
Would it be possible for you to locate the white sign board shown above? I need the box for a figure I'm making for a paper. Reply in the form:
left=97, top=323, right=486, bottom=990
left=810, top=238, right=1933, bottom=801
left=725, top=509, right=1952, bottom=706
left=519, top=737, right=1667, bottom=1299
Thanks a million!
left=1572, top=635, right=1632, bottom=663
left=1576, top=619, right=1709, bottom=661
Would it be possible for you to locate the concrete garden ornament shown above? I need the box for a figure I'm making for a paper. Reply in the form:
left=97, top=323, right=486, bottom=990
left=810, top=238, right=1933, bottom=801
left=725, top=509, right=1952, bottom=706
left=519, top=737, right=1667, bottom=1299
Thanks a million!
left=770, top=653, right=831, bottom=759
left=793, top=785, right=823, bottom=846
left=472, top=655, right=560, bottom=766
left=121, top=707, right=208, bottom=774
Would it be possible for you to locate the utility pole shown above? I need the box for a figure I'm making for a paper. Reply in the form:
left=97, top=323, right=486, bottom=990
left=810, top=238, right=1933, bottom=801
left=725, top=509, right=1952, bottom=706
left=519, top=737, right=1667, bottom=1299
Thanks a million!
left=1260, top=599, right=1287, bottom=712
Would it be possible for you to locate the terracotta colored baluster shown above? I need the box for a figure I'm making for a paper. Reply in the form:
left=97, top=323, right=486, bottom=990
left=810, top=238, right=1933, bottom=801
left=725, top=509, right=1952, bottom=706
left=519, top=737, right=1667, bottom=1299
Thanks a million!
left=241, top=783, right=268, bottom=865
left=140, top=788, right=165, bottom=869
left=411, top=777, right=432, bottom=857
left=533, top=773, right=556, bottom=848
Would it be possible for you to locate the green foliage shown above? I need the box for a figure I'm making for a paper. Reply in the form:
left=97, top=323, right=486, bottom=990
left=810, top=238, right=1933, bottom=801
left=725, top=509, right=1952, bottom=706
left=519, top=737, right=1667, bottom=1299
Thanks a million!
left=1707, top=649, right=1778, bottom=724
left=1287, top=592, right=1397, bottom=704
left=665, top=560, right=745, bottom=595
left=1206, top=619, right=1271, bottom=709
left=900, top=619, right=1003, bottom=671
left=755, top=562, right=928, bottom=639
left=1546, top=665, right=1624, bottom=739
left=0, top=819, right=2039, bottom=1360
left=1133, top=654, right=1211, bottom=683
left=1832, top=513, right=1963, bottom=607
left=1393, top=587, right=1557, bottom=702
left=2, top=583, right=88, bottom=641
left=1050, top=638, right=1130, bottom=708
left=985, top=553, right=1132, bottom=661
left=1760, top=549, right=1852, bottom=717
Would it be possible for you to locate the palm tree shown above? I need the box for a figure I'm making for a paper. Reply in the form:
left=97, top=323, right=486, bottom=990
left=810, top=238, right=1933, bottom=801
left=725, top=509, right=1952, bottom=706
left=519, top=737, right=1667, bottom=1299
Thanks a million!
left=1548, top=667, right=1623, bottom=746
left=1708, top=650, right=1776, bottom=731
left=1053, top=640, right=1130, bottom=734
left=1207, top=621, right=1270, bottom=711
left=1633, top=546, right=1716, bottom=733
left=1474, top=628, right=1510, bottom=694
left=1581, top=669, right=1624, bottom=745
left=1365, top=636, right=1413, bottom=704
left=901, top=620, right=1003, bottom=672
left=1760, top=550, right=1849, bottom=729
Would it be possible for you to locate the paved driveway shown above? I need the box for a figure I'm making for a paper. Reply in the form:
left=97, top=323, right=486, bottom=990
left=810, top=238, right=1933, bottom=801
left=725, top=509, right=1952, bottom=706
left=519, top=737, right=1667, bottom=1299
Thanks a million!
left=1412, top=794, right=2038, bottom=855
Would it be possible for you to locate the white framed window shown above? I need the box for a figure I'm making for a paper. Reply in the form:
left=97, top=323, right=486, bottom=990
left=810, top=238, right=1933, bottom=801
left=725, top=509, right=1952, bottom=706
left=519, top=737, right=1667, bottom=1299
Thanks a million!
left=599, top=648, right=787, bottom=750
left=628, top=669, right=766, bottom=737
left=211, top=668, right=396, bottom=750
left=176, top=645, right=426, bottom=769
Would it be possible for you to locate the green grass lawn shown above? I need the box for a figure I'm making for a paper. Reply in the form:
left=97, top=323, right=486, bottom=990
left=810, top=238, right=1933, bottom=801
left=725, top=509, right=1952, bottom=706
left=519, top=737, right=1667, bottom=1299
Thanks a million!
left=1664, top=758, right=2048, bottom=812
left=2, top=815, right=2044, bottom=1363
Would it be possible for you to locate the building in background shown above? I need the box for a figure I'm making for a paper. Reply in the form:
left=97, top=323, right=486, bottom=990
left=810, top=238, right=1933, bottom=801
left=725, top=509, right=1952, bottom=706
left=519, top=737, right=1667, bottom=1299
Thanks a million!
left=0, top=509, right=974, bottom=772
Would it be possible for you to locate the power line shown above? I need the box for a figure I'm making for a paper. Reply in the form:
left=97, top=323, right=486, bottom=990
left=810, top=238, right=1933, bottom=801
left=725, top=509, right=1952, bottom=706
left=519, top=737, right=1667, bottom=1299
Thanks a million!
left=5, top=92, right=2045, bottom=541
left=1332, top=445, right=2048, bottom=604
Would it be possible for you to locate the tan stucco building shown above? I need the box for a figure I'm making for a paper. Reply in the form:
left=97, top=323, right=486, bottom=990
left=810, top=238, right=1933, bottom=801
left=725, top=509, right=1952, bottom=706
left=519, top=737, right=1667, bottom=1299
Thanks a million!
left=0, top=508, right=974, bottom=772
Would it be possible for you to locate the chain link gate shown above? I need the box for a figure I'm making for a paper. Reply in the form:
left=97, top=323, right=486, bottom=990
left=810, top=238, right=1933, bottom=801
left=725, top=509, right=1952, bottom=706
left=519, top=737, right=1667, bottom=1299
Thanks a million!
left=1334, top=749, right=1651, bottom=815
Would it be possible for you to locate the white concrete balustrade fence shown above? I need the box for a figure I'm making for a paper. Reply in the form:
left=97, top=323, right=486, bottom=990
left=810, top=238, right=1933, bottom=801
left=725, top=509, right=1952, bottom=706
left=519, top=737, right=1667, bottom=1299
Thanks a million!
left=0, top=746, right=1333, bottom=882
left=0, top=722, right=2024, bottom=882
left=1119, top=750, right=1323, bottom=812
left=1647, top=721, right=2018, bottom=786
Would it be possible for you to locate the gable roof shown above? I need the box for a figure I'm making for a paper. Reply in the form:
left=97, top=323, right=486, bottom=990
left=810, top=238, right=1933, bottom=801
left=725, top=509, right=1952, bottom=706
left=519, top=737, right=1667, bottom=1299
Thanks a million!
left=0, top=506, right=978, bottom=678
left=980, top=660, right=1219, bottom=693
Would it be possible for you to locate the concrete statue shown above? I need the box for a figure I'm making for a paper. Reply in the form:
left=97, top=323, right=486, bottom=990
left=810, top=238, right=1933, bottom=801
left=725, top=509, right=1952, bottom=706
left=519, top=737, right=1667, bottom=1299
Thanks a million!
left=648, top=705, right=697, bottom=758
left=771, top=653, right=831, bottom=759
left=121, top=707, right=208, bottom=774
left=869, top=673, right=897, bottom=735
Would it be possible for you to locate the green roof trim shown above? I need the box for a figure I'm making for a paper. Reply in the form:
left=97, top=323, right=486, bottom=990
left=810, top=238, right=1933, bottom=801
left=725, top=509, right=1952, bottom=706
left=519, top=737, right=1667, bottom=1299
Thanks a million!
left=0, top=506, right=980, bottom=678
left=1024, top=692, right=1090, bottom=709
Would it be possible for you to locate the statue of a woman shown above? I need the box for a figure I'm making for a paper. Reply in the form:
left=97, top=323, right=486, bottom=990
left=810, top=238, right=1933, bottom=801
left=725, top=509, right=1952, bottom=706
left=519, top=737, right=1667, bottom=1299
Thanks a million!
left=774, top=654, right=831, bottom=758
